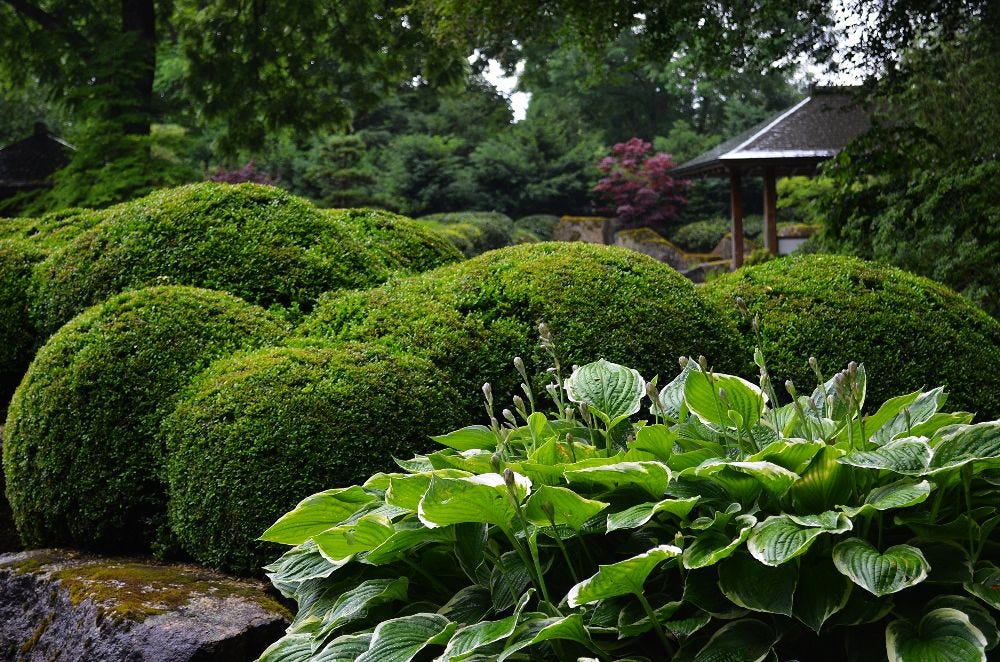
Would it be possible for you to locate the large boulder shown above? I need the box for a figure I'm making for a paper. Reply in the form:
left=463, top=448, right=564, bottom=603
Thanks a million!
left=0, top=549, right=288, bottom=662
left=553, top=215, right=617, bottom=244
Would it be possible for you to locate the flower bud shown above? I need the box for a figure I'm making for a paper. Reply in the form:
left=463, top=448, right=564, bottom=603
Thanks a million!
left=513, top=395, right=525, bottom=411
left=514, top=356, right=525, bottom=372
left=503, top=467, right=516, bottom=489
left=678, top=356, right=689, bottom=369
left=698, top=355, right=710, bottom=372
left=785, top=380, right=796, bottom=397
left=808, top=356, right=819, bottom=371
left=482, top=382, right=493, bottom=406
left=491, top=453, right=503, bottom=473
left=735, top=296, right=749, bottom=317
left=538, top=322, right=551, bottom=340
left=752, top=314, right=760, bottom=334
left=502, top=408, right=516, bottom=424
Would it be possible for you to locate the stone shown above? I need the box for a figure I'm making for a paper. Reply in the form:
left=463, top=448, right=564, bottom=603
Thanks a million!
left=612, top=228, right=690, bottom=270
left=680, top=260, right=731, bottom=284
left=553, top=216, right=618, bottom=244
left=710, top=233, right=757, bottom=260
left=0, top=549, right=290, bottom=662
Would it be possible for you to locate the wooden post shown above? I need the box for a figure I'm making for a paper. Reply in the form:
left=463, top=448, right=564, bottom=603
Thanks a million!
left=763, top=166, right=778, bottom=255
left=730, top=167, right=744, bottom=269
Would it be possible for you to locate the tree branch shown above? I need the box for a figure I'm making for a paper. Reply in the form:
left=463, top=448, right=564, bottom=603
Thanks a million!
left=0, top=0, right=88, bottom=50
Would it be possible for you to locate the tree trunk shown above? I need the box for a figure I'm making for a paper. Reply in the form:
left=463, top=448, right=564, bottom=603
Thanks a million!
left=118, top=0, right=156, bottom=135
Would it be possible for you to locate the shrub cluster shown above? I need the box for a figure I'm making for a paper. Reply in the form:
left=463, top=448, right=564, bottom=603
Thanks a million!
left=415, top=211, right=516, bottom=257
left=703, top=254, right=1000, bottom=418
left=671, top=218, right=732, bottom=252
left=2, top=286, right=289, bottom=552
left=297, top=242, right=745, bottom=418
left=514, top=214, right=560, bottom=241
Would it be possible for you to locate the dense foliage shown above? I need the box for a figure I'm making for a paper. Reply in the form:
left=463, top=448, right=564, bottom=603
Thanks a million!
left=702, top=255, right=1000, bottom=419
left=29, top=182, right=387, bottom=336
left=593, top=138, right=688, bottom=231
left=162, top=343, right=466, bottom=575
left=296, top=242, right=744, bottom=419
left=257, top=342, right=1000, bottom=660
left=415, top=212, right=517, bottom=257
left=2, top=286, right=287, bottom=552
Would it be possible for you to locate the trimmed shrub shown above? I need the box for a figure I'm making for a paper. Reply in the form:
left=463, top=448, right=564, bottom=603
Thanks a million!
left=30, top=182, right=387, bottom=337
left=514, top=214, right=560, bottom=241
left=163, top=344, right=466, bottom=574
left=702, top=254, right=1000, bottom=417
left=0, top=433, right=19, bottom=552
left=323, top=208, right=464, bottom=274
left=416, top=211, right=515, bottom=257
left=671, top=218, right=730, bottom=253
left=296, top=242, right=745, bottom=417
left=0, top=240, right=48, bottom=408
left=2, top=286, right=289, bottom=552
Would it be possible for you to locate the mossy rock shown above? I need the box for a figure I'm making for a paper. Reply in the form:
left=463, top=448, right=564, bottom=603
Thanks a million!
left=323, top=207, right=464, bottom=273
left=162, top=344, right=466, bottom=574
left=30, top=182, right=388, bottom=337
left=416, top=211, right=515, bottom=257
left=296, top=242, right=745, bottom=417
left=3, top=286, right=289, bottom=553
left=702, top=254, right=1000, bottom=417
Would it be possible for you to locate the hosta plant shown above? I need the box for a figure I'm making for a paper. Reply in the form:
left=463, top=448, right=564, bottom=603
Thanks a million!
left=257, top=325, right=999, bottom=661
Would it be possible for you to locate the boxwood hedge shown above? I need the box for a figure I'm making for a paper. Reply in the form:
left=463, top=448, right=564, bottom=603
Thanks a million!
left=702, top=254, right=1000, bottom=417
left=30, top=182, right=388, bottom=336
left=2, top=286, right=288, bottom=552
left=415, top=211, right=516, bottom=257
left=162, top=344, right=466, bottom=574
left=324, top=208, right=463, bottom=274
left=296, top=242, right=745, bottom=417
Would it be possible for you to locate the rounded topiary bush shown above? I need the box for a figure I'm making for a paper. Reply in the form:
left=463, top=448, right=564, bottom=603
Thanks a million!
left=416, top=211, right=515, bottom=257
left=702, top=254, right=1000, bottom=417
left=297, top=242, right=745, bottom=417
left=30, top=182, right=388, bottom=336
left=0, top=240, right=48, bottom=407
left=3, top=286, right=289, bottom=552
left=324, top=208, right=463, bottom=274
left=514, top=214, right=560, bottom=241
left=163, top=344, right=465, bottom=574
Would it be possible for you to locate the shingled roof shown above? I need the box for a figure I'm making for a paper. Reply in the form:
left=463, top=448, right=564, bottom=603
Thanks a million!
left=671, top=86, right=870, bottom=178
left=0, top=123, right=74, bottom=195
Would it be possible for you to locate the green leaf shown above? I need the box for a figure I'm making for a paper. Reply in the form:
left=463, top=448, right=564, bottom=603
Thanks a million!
left=315, top=578, right=409, bottom=641
left=564, top=461, right=670, bottom=498
left=840, top=479, right=932, bottom=517
left=886, top=608, right=987, bottom=662
left=418, top=473, right=531, bottom=529
left=355, top=613, right=455, bottom=662
left=965, top=562, right=1000, bottom=610
left=490, top=551, right=533, bottom=612
left=929, top=422, right=1000, bottom=472
left=437, top=592, right=531, bottom=661
left=314, top=633, right=374, bottom=662
left=683, top=515, right=756, bottom=569
left=386, top=471, right=472, bottom=511
left=871, top=387, right=947, bottom=446
left=863, top=389, right=922, bottom=442
left=691, top=460, right=799, bottom=497
left=692, top=619, right=776, bottom=662
left=654, top=361, right=695, bottom=420
left=564, top=359, right=645, bottom=426
left=607, top=496, right=700, bottom=532
left=832, top=538, right=930, bottom=597
left=747, top=511, right=852, bottom=566
left=789, top=445, right=856, bottom=513
left=633, top=423, right=676, bottom=460
left=617, top=600, right=682, bottom=637
left=793, top=556, right=852, bottom=633
left=497, top=613, right=595, bottom=662
left=837, top=437, right=932, bottom=474
left=926, top=595, right=999, bottom=651
left=454, top=523, right=489, bottom=585
left=438, top=585, right=493, bottom=626
left=683, top=568, right=749, bottom=618
left=428, top=449, right=496, bottom=474
left=265, top=540, right=342, bottom=590
left=566, top=544, right=681, bottom=606
left=685, top=371, right=765, bottom=431
left=260, top=486, right=377, bottom=545
left=909, top=412, right=975, bottom=439
left=363, top=522, right=455, bottom=565
left=433, top=425, right=497, bottom=451
left=746, top=439, right=824, bottom=474
left=522, top=484, right=608, bottom=531
left=718, top=553, right=797, bottom=616
left=313, top=514, right=394, bottom=561
left=258, top=634, right=313, bottom=662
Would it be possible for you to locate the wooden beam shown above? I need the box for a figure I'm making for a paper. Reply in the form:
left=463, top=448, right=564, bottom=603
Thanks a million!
left=730, top=167, right=744, bottom=269
left=763, top=166, right=778, bottom=254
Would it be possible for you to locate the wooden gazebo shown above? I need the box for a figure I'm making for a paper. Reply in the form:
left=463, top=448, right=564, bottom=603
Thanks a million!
left=671, top=86, right=869, bottom=268
left=0, top=123, right=74, bottom=202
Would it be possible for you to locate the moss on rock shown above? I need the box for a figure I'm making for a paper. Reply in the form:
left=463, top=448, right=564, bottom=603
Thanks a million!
left=702, top=254, right=1000, bottom=417
left=3, top=286, right=289, bottom=552
left=163, top=344, right=466, bottom=574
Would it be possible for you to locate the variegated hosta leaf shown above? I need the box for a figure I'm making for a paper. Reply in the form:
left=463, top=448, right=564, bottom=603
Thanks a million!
left=886, top=608, right=988, bottom=662
left=566, top=544, right=682, bottom=606
left=564, top=461, right=670, bottom=498
left=832, top=538, right=930, bottom=597
left=718, top=553, right=798, bottom=616
left=258, top=633, right=313, bottom=662
left=691, top=460, right=800, bottom=497
left=418, top=472, right=531, bottom=529
left=314, top=578, right=409, bottom=643
left=747, top=511, right=852, bottom=566
left=435, top=592, right=531, bottom=661
left=314, top=513, right=394, bottom=561
left=682, top=514, right=756, bottom=569
left=260, top=486, right=377, bottom=545
left=928, top=422, right=1000, bottom=473
left=632, top=423, right=677, bottom=460
left=432, top=425, right=497, bottom=451
left=497, top=613, right=595, bottom=662
left=839, top=479, right=932, bottom=518
left=606, top=496, right=700, bottom=532
left=870, top=387, right=947, bottom=446
left=691, top=618, right=776, bottom=662
left=965, top=562, right=1000, bottom=610
left=684, top=370, right=766, bottom=431
left=793, top=556, right=853, bottom=633
left=564, top=359, right=645, bottom=426
left=314, top=633, right=374, bottom=662
left=746, top=439, right=825, bottom=474
left=355, top=613, right=455, bottom=662
left=653, top=360, right=696, bottom=420
left=837, top=437, right=932, bottom=475
left=385, top=471, right=473, bottom=511
left=925, top=595, right=999, bottom=651
left=522, top=484, right=608, bottom=531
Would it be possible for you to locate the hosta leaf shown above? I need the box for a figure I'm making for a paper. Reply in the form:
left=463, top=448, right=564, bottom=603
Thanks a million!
left=871, top=387, right=947, bottom=446
left=396, top=455, right=435, bottom=472
left=355, top=613, right=455, bottom=662
left=718, top=553, right=797, bottom=616
left=454, top=522, right=489, bottom=585
left=633, top=423, right=677, bottom=460
left=654, top=361, right=695, bottom=420
left=862, top=389, right=922, bottom=444
left=491, top=551, right=533, bottom=612
left=789, top=445, right=855, bottom=513
left=564, top=359, right=645, bottom=425
left=438, top=585, right=493, bottom=625
left=793, top=556, right=852, bottom=633
left=664, top=611, right=713, bottom=641
left=428, top=449, right=496, bottom=474
left=747, top=511, right=852, bottom=566
left=260, top=486, right=377, bottom=545
left=418, top=473, right=531, bottom=529
left=724, top=461, right=800, bottom=497
left=497, top=614, right=594, bottom=662
left=683, top=568, right=749, bottom=618
left=266, top=540, right=342, bottom=590
left=965, top=562, right=1000, bottom=610
left=564, top=461, right=670, bottom=498
left=523, top=484, right=608, bottom=531
left=685, top=371, right=766, bottom=431
left=928, top=422, right=1000, bottom=472
left=617, top=601, right=682, bottom=637
left=809, top=363, right=866, bottom=421
left=436, top=592, right=531, bottom=661
left=692, top=618, right=776, bottom=662
left=258, top=634, right=313, bottom=662
left=919, top=541, right=974, bottom=585
left=926, top=596, right=999, bottom=651
left=909, top=412, right=975, bottom=439
left=837, top=437, right=932, bottom=475
left=683, top=515, right=756, bottom=569
left=314, top=514, right=394, bottom=561
left=433, top=425, right=497, bottom=451
left=832, top=538, right=929, bottom=597
left=607, top=496, right=700, bottom=532
left=362, top=523, right=455, bottom=565
left=840, top=479, right=931, bottom=518
left=747, top=439, right=824, bottom=474
left=886, top=608, right=987, bottom=662
left=386, top=471, right=472, bottom=511
left=314, top=633, right=374, bottom=662
left=315, top=578, right=409, bottom=642
left=566, top=544, right=682, bottom=606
